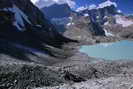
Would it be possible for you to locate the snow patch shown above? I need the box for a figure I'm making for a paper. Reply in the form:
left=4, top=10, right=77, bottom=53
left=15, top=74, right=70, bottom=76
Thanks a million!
left=104, top=21, right=109, bottom=25
left=89, top=4, right=97, bottom=10
left=117, top=10, right=122, bottom=13
left=76, top=4, right=97, bottom=12
left=51, top=17, right=71, bottom=25
left=96, top=16, right=100, bottom=19
left=2, top=5, right=31, bottom=31
left=68, top=16, right=73, bottom=20
left=84, top=13, right=89, bottom=17
left=115, top=15, right=133, bottom=27
left=67, top=22, right=74, bottom=26
left=104, top=29, right=114, bottom=36
left=76, top=6, right=88, bottom=12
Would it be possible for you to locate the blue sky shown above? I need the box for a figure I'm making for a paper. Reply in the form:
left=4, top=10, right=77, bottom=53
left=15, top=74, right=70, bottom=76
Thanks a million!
left=75, top=0, right=133, bottom=14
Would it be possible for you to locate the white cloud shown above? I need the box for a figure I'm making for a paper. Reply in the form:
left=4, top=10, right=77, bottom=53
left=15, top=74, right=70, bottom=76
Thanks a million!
left=31, top=0, right=76, bottom=9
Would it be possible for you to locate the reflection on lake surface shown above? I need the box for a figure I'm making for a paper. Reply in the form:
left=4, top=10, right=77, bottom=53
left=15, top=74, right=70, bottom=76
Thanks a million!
left=79, top=40, right=133, bottom=60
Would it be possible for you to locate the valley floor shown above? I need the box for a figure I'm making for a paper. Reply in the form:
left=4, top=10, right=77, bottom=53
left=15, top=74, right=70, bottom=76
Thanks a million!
left=1, top=39, right=133, bottom=89
left=36, top=76, right=133, bottom=89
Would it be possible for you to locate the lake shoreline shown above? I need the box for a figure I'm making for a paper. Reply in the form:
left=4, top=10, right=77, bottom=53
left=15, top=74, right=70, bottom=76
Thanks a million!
left=0, top=38, right=133, bottom=89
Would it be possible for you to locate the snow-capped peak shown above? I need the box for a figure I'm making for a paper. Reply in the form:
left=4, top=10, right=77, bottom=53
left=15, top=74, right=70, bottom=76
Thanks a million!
left=76, top=0, right=117, bottom=12
left=89, top=4, right=97, bottom=10
left=76, top=6, right=88, bottom=12
left=2, top=4, right=31, bottom=31
left=98, top=0, right=117, bottom=9
left=76, top=4, right=97, bottom=12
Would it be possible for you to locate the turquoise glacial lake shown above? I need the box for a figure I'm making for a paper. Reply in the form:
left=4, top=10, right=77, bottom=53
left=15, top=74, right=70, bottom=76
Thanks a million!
left=79, top=40, right=133, bottom=60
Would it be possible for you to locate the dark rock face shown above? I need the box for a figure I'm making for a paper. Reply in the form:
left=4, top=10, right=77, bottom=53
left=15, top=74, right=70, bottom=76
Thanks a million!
left=90, top=21, right=105, bottom=36
left=80, top=5, right=119, bottom=25
left=63, top=15, right=105, bottom=42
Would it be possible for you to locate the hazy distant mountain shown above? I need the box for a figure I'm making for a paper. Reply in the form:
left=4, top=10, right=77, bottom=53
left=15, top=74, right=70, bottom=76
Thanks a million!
left=41, top=3, right=73, bottom=19
left=40, top=3, right=78, bottom=33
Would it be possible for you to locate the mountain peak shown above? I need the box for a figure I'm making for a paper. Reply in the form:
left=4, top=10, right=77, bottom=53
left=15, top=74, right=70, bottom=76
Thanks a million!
left=76, top=6, right=88, bottom=12
left=76, top=0, right=117, bottom=12
left=98, top=0, right=117, bottom=9
left=89, top=4, right=97, bottom=10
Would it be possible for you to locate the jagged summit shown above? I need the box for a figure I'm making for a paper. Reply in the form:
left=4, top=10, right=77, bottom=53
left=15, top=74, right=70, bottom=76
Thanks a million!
left=76, top=0, right=120, bottom=25
left=98, top=0, right=117, bottom=9
left=76, top=0, right=117, bottom=12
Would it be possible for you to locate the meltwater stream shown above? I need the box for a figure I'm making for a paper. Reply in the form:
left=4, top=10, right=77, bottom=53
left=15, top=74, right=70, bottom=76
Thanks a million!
left=79, top=40, right=133, bottom=60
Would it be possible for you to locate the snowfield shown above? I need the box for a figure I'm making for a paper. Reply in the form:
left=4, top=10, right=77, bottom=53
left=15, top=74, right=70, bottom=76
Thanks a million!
left=115, top=15, right=133, bottom=27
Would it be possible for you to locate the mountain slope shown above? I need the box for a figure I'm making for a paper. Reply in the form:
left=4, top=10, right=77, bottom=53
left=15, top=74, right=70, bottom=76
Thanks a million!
left=40, top=3, right=78, bottom=33
left=0, top=0, right=78, bottom=63
left=1, top=0, right=78, bottom=46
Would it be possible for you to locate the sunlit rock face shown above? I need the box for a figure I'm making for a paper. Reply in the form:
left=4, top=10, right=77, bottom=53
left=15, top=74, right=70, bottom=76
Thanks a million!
left=76, top=1, right=133, bottom=38
left=77, top=1, right=119, bottom=25
left=40, top=2, right=105, bottom=39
